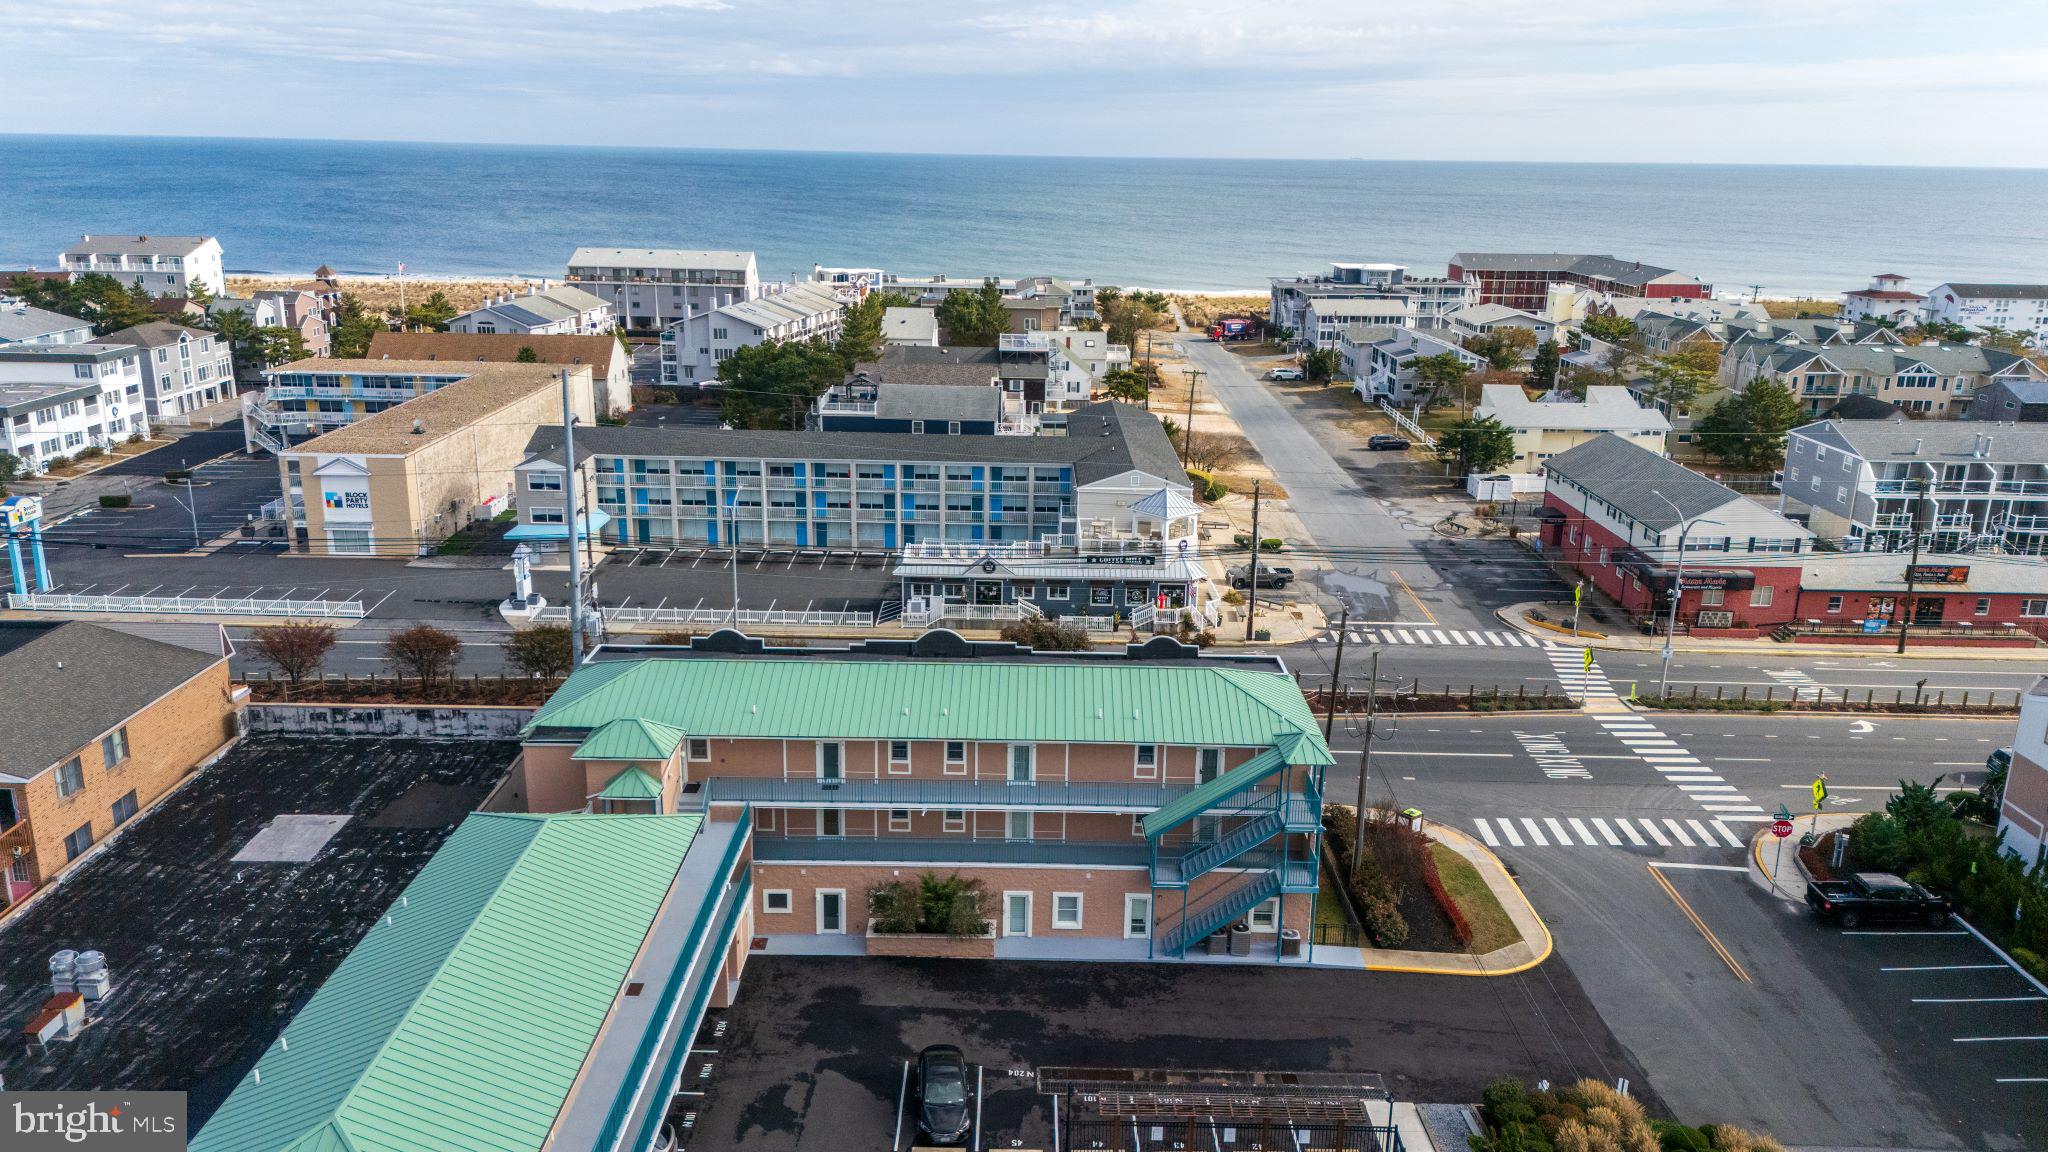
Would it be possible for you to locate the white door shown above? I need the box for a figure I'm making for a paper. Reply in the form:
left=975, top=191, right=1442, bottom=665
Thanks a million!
left=1124, top=894, right=1153, bottom=939
left=817, top=889, right=845, bottom=934
left=1003, top=892, right=1032, bottom=937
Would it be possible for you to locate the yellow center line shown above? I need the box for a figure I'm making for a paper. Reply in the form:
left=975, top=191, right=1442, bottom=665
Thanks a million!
left=1648, top=864, right=1752, bottom=983
left=1388, top=569, right=1437, bottom=626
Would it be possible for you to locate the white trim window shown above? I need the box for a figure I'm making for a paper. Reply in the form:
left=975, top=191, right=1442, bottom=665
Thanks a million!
left=1006, top=810, right=1033, bottom=841
left=1247, top=898, right=1280, bottom=932
left=942, top=809, right=966, bottom=833
left=888, top=739, right=911, bottom=775
left=1007, top=744, right=1034, bottom=784
left=762, top=889, right=793, bottom=914
left=889, top=808, right=912, bottom=833
left=688, top=738, right=711, bottom=762
left=944, top=740, right=967, bottom=776
left=1133, top=744, right=1159, bottom=780
left=1051, top=892, right=1084, bottom=930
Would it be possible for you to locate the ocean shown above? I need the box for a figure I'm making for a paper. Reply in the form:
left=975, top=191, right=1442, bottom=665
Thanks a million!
left=3, top=134, right=2046, bottom=295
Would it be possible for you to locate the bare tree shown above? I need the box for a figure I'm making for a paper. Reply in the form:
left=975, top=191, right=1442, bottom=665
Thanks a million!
left=250, top=623, right=337, bottom=689
left=383, top=623, right=464, bottom=690
left=502, top=624, right=573, bottom=679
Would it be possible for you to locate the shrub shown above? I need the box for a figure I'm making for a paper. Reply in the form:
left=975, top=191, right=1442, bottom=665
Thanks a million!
left=1423, top=853, right=1474, bottom=947
left=501, top=624, right=574, bottom=679
left=1221, top=589, right=1245, bottom=605
left=1185, top=467, right=1227, bottom=502
left=1323, top=806, right=1413, bottom=947
left=1232, top=533, right=1285, bottom=551
left=163, top=468, right=192, bottom=482
left=866, top=871, right=992, bottom=938
left=1000, top=617, right=1093, bottom=651
left=1653, top=1122, right=1712, bottom=1152
left=98, top=493, right=132, bottom=509
left=1848, top=812, right=1907, bottom=873
left=125, top=430, right=145, bottom=444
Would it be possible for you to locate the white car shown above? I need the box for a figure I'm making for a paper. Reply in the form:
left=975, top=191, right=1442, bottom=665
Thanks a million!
left=1266, top=367, right=1304, bottom=381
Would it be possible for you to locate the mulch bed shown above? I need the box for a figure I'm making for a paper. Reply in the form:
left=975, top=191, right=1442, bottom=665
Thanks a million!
left=242, top=677, right=558, bottom=706
left=1392, top=879, right=1463, bottom=953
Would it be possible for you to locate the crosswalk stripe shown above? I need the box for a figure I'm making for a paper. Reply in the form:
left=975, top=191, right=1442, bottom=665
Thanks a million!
left=1591, top=817, right=1622, bottom=845
left=1397, top=630, right=1416, bottom=644
left=1449, top=631, right=1470, bottom=645
left=1350, top=632, right=1366, bottom=644
left=1520, top=817, right=1549, bottom=846
left=1664, top=819, right=1697, bottom=847
left=1712, top=820, right=1742, bottom=848
left=1544, top=817, right=1571, bottom=844
left=1484, top=633, right=1504, bottom=646
left=1475, top=818, right=1500, bottom=847
left=1704, top=804, right=1766, bottom=813
left=1568, top=817, right=1596, bottom=845
left=1685, top=819, right=1717, bottom=846
left=1639, top=819, right=1671, bottom=847
left=1431, top=630, right=1453, bottom=644
left=1500, top=819, right=1525, bottom=847
left=1679, top=785, right=1738, bottom=792
left=1614, top=818, right=1648, bottom=846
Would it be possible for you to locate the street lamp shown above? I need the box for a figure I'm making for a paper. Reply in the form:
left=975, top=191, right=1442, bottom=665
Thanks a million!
left=1649, top=489, right=1722, bottom=699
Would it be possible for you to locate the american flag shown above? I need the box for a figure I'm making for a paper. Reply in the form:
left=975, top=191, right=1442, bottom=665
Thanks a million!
left=396, top=262, right=407, bottom=273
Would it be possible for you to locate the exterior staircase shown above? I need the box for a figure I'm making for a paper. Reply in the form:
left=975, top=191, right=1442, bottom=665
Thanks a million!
left=1157, top=811, right=1284, bottom=887
left=1159, top=870, right=1282, bottom=956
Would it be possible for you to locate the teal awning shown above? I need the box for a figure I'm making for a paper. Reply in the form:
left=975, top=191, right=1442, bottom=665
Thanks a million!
left=573, top=718, right=687, bottom=762
left=1141, top=732, right=1303, bottom=840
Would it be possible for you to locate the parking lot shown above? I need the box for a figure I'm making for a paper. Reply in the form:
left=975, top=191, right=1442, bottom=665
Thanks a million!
left=596, top=545, right=901, bottom=616
left=687, top=953, right=1651, bottom=1151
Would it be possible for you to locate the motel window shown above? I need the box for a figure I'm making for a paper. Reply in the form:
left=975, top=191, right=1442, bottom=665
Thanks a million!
left=911, top=421, right=925, bottom=435
left=944, top=741, right=966, bottom=774
left=1008, top=745, right=1034, bottom=784
left=110, top=790, right=138, bottom=827
left=528, top=472, right=563, bottom=491
left=1976, top=598, right=1991, bottom=617
left=1752, top=585, right=1774, bottom=608
left=100, top=727, right=129, bottom=768
left=1131, top=816, right=1146, bottom=837
left=1052, top=893, right=1084, bottom=930
left=889, top=740, right=911, bottom=773
left=2022, top=599, right=2048, bottom=618
left=889, top=809, right=912, bottom=832
left=1134, top=744, right=1159, bottom=780
left=762, top=890, right=793, bottom=914
left=943, top=810, right=966, bottom=833
left=64, top=822, right=94, bottom=862
left=1247, top=899, right=1280, bottom=931
left=688, top=738, right=710, bottom=761
left=1827, top=595, right=1843, bottom=613
left=56, top=757, right=84, bottom=798
left=1006, top=811, right=1033, bottom=840
left=530, top=508, right=566, bottom=525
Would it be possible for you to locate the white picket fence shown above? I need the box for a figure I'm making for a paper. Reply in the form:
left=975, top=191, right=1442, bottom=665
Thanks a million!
left=7, top=591, right=367, bottom=619
left=536, top=604, right=874, bottom=629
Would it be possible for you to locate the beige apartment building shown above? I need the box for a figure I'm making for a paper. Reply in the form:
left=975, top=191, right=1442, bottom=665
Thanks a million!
left=278, top=363, right=594, bottom=557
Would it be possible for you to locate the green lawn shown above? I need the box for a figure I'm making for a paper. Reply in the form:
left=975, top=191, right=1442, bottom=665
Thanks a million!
left=1315, top=861, right=1355, bottom=936
left=1430, top=843, right=1523, bottom=954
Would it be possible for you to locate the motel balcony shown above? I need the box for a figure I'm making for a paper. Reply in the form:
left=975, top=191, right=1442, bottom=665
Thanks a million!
left=698, top=777, right=1198, bottom=813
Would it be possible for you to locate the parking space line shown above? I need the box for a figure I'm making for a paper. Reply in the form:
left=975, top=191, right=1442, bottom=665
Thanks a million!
left=894, top=1059, right=910, bottom=1152
left=1915, top=997, right=2048, bottom=1004
left=1648, top=865, right=1751, bottom=982
left=1883, top=964, right=2008, bottom=972
left=1846, top=930, right=1968, bottom=937
left=974, top=1064, right=984, bottom=1152
left=1996, top=1077, right=2048, bottom=1083
left=1953, top=1035, right=2048, bottom=1043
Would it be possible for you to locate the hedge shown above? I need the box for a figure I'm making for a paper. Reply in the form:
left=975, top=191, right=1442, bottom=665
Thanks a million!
left=1422, top=855, right=1473, bottom=947
left=98, top=493, right=132, bottom=509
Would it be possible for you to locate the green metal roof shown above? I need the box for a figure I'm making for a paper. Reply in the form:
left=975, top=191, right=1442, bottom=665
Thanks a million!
left=192, top=812, right=702, bottom=1152
left=1141, top=733, right=1298, bottom=839
left=573, top=717, right=687, bottom=762
left=596, top=766, right=664, bottom=801
left=526, top=658, right=1331, bottom=764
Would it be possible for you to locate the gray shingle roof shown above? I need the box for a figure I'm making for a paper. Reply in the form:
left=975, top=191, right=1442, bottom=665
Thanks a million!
left=855, top=345, right=1002, bottom=388
left=872, top=384, right=1003, bottom=424
left=99, top=321, right=210, bottom=350
left=1790, top=418, right=2048, bottom=463
left=1451, top=253, right=1689, bottom=288
left=0, top=302, right=92, bottom=343
left=526, top=400, right=1183, bottom=487
left=1933, top=284, right=2048, bottom=300
left=0, top=622, right=221, bottom=781
left=62, top=234, right=214, bottom=258
left=1543, top=434, right=1741, bottom=530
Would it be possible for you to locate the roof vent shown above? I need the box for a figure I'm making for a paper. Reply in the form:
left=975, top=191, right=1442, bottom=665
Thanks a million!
left=411, top=419, right=425, bottom=435
left=1909, top=438, right=1922, bottom=455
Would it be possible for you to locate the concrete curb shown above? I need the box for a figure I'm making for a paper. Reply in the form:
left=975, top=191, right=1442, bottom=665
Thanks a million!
left=1495, top=601, right=2048, bottom=663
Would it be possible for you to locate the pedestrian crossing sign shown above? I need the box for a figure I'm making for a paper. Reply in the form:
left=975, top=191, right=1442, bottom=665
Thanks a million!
left=1581, top=647, right=1594, bottom=672
left=1573, top=582, right=1583, bottom=606
left=1811, top=776, right=1828, bottom=810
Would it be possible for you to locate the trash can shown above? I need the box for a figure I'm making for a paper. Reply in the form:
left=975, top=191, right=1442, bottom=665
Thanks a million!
left=1401, top=806, right=1424, bottom=831
left=1279, top=929, right=1303, bottom=958
left=1229, top=921, right=1253, bottom=956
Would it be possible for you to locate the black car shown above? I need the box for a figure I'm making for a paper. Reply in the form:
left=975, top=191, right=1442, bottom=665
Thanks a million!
left=914, top=1044, right=971, bottom=1145
left=1367, top=434, right=1412, bottom=450
left=1806, top=871, right=1950, bottom=929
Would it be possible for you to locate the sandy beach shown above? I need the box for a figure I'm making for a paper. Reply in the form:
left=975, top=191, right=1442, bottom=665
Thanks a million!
left=226, top=273, right=540, bottom=315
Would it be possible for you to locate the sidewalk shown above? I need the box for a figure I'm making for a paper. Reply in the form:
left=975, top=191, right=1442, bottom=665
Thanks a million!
left=1748, top=813, right=1855, bottom=901
left=1498, top=600, right=2048, bottom=662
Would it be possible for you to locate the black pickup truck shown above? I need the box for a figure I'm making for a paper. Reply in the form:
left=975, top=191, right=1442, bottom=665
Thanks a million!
left=1806, top=871, right=1950, bottom=929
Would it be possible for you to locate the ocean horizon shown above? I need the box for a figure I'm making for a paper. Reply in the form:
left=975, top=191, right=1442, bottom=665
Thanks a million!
left=4, top=133, right=2046, bottom=295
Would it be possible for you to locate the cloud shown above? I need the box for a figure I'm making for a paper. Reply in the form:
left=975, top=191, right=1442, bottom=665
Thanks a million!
left=0, top=0, right=2043, bottom=163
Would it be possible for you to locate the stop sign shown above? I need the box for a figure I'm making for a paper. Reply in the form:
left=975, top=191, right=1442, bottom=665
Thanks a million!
left=1771, top=818, right=1794, bottom=838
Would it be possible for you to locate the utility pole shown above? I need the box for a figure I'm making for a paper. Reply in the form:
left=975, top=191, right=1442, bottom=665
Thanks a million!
left=1897, top=479, right=1926, bottom=654
left=1180, top=369, right=1202, bottom=467
left=1350, top=647, right=1381, bottom=878
left=560, top=369, right=585, bottom=668
left=1244, top=480, right=1262, bottom=642
left=1322, top=607, right=1349, bottom=739
left=729, top=505, right=742, bottom=624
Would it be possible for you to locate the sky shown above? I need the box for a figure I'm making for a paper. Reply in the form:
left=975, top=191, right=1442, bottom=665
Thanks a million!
left=3, top=0, right=2046, bottom=166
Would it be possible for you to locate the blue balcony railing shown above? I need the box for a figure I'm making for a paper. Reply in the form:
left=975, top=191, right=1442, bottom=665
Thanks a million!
left=753, top=836, right=1150, bottom=868
left=701, top=777, right=1191, bottom=812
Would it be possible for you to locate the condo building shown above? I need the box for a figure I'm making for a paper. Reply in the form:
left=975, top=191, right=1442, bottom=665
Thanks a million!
left=59, top=234, right=225, bottom=297
left=564, top=247, right=761, bottom=332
